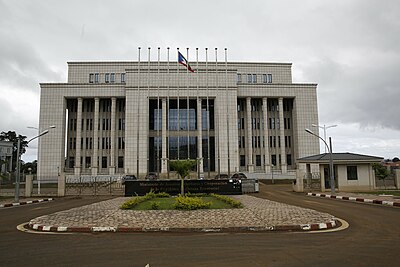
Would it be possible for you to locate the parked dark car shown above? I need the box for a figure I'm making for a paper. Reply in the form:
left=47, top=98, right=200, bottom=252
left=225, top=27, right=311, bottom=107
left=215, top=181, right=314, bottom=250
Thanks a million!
left=231, top=172, right=248, bottom=179
left=145, top=172, right=158, bottom=180
left=122, top=175, right=137, bottom=184
left=214, top=173, right=229, bottom=179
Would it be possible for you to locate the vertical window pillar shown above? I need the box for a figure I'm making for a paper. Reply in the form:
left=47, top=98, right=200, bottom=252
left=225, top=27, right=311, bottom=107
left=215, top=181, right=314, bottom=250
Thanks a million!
left=279, top=97, right=287, bottom=173
left=109, top=97, right=117, bottom=175
left=263, top=97, right=271, bottom=173
left=161, top=98, right=168, bottom=173
left=74, top=98, right=83, bottom=175
left=92, top=98, right=99, bottom=175
left=246, top=97, right=254, bottom=172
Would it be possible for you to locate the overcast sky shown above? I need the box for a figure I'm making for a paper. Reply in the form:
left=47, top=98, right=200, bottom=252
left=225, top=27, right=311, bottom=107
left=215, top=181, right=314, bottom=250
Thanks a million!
left=0, top=0, right=399, bottom=162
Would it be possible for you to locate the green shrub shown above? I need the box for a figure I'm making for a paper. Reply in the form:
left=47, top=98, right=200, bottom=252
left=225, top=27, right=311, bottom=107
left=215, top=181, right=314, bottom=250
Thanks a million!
left=120, top=196, right=147, bottom=210
left=186, top=192, right=209, bottom=197
left=173, top=195, right=211, bottom=210
left=150, top=201, right=160, bottom=210
left=155, top=192, right=170, bottom=198
left=210, top=194, right=243, bottom=208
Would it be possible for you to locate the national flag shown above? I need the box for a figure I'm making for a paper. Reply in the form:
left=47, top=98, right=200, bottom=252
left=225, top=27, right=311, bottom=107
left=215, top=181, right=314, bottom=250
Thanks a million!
left=178, top=51, right=194, bottom=73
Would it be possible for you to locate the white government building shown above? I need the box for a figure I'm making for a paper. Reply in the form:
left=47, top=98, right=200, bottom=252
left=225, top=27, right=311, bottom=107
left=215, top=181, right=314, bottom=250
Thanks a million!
left=37, top=49, right=319, bottom=180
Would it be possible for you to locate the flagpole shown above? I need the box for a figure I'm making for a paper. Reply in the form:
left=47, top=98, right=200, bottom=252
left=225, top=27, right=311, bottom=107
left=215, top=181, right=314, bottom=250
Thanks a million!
left=225, top=48, right=231, bottom=176
left=186, top=47, right=190, bottom=160
left=205, top=48, right=210, bottom=179
left=177, top=48, right=180, bottom=160
left=147, top=47, right=151, bottom=176
left=167, top=47, right=170, bottom=179
left=215, top=47, right=220, bottom=177
left=157, top=47, right=160, bottom=178
left=196, top=47, right=201, bottom=178
left=136, top=47, right=141, bottom=179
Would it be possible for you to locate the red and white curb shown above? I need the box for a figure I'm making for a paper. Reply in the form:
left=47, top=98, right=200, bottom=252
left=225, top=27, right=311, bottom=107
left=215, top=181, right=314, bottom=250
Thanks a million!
left=27, top=219, right=338, bottom=233
left=307, top=193, right=400, bottom=207
left=0, top=198, right=53, bottom=208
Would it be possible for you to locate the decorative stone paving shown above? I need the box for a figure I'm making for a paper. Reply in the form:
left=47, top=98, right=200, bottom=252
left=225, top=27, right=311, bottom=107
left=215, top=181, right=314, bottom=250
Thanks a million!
left=28, top=195, right=337, bottom=232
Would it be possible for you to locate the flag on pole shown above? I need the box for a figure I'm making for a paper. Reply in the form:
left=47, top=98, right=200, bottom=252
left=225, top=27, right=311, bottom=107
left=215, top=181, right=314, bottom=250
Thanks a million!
left=178, top=51, right=194, bottom=72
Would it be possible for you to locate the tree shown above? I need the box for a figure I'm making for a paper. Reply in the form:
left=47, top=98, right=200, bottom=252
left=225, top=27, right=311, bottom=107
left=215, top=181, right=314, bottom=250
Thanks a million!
left=372, top=163, right=390, bottom=189
left=0, top=131, right=28, bottom=171
left=21, top=160, right=37, bottom=174
left=169, top=159, right=197, bottom=195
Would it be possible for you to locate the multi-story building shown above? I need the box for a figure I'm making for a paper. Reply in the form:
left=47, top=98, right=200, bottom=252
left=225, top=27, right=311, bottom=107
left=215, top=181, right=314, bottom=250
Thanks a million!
left=0, top=141, right=13, bottom=175
left=38, top=55, right=319, bottom=179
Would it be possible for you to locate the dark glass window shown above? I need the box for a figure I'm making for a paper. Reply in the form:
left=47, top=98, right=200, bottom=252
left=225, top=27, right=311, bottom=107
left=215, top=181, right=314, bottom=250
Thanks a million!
left=118, top=156, right=124, bottom=168
left=347, top=166, right=358, bottom=180
left=102, top=157, right=107, bottom=168
left=240, top=155, right=246, bottom=166
left=256, top=155, right=261, bottom=166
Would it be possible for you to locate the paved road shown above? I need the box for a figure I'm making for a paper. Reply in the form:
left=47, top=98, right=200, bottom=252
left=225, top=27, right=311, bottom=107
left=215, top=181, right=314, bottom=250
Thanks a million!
left=0, top=185, right=399, bottom=267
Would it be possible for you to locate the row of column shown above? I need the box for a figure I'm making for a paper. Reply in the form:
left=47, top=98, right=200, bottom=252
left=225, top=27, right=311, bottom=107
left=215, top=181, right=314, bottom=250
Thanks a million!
left=74, top=97, right=118, bottom=176
left=246, top=97, right=287, bottom=173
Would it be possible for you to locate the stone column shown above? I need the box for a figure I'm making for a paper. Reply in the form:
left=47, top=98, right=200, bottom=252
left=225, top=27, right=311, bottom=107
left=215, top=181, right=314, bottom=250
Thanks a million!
left=197, top=98, right=203, bottom=174
left=74, top=98, right=82, bottom=175
left=57, top=173, right=65, bottom=197
left=109, top=97, right=116, bottom=175
left=161, top=98, right=168, bottom=173
left=279, top=98, right=287, bottom=173
left=262, top=98, right=271, bottom=173
left=246, top=97, right=254, bottom=172
left=25, top=174, right=33, bottom=197
left=92, top=98, right=99, bottom=175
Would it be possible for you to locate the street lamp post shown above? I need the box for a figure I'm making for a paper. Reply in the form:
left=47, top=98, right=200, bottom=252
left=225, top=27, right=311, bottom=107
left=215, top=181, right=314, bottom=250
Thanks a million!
left=27, top=125, right=55, bottom=195
left=305, top=128, right=335, bottom=195
left=312, top=124, right=337, bottom=153
left=15, top=130, right=49, bottom=202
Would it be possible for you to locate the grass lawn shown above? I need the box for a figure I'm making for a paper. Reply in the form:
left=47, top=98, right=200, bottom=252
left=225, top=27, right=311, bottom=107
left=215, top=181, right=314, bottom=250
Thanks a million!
left=355, top=191, right=400, bottom=196
left=133, top=196, right=233, bottom=210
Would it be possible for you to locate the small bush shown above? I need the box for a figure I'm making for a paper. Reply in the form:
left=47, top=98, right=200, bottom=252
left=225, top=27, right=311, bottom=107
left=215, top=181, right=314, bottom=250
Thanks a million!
left=174, top=195, right=211, bottom=210
left=186, top=192, right=209, bottom=197
left=211, top=194, right=243, bottom=208
left=150, top=201, right=160, bottom=210
left=120, top=196, right=147, bottom=210
left=155, top=192, right=170, bottom=198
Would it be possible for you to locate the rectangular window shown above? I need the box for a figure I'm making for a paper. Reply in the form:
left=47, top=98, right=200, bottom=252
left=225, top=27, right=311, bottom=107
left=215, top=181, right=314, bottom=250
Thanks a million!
left=237, top=118, right=241, bottom=129
left=121, top=73, right=125, bottom=83
left=271, top=155, right=277, bottom=166
left=247, top=74, right=252, bottom=83
left=89, top=74, right=94, bottom=83
left=95, top=73, right=99, bottom=83
left=85, top=157, right=91, bottom=168
left=347, top=166, right=358, bottom=180
left=267, top=74, right=272, bottom=83
left=105, top=73, right=110, bottom=83
left=262, top=74, right=267, bottom=83
left=102, top=157, right=107, bottom=168
left=237, top=74, right=242, bottom=83
left=68, top=157, right=74, bottom=168
left=287, top=154, right=292, bottom=166
left=256, top=155, right=261, bottom=166
left=242, top=136, right=245, bottom=148
left=118, top=156, right=124, bottom=168
left=110, top=73, right=115, bottom=83
left=240, top=155, right=246, bottom=166
left=252, top=74, right=257, bottom=83
left=238, top=136, right=241, bottom=148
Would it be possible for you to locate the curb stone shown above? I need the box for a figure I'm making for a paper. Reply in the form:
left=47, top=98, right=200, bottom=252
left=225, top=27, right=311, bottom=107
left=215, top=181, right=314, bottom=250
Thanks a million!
left=0, top=198, right=53, bottom=208
left=27, top=219, right=339, bottom=233
left=307, top=193, right=400, bottom=207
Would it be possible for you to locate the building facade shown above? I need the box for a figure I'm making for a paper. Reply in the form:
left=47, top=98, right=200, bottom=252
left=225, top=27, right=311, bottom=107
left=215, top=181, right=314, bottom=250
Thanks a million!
left=38, top=58, right=319, bottom=179
left=0, top=141, right=13, bottom=175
